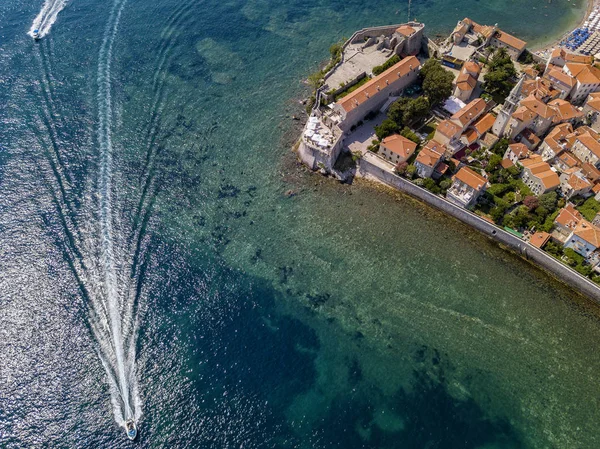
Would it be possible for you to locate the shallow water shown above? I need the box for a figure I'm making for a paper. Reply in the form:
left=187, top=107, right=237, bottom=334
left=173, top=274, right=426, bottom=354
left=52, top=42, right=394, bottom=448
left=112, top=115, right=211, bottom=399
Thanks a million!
left=0, top=0, right=598, bottom=447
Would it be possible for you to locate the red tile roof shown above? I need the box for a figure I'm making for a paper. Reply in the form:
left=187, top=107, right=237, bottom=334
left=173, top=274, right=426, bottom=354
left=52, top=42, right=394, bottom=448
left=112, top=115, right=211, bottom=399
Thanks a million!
left=493, top=30, right=527, bottom=51
left=451, top=98, right=486, bottom=127
left=381, top=134, right=418, bottom=159
left=338, top=56, right=420, bottom=113
left=453, top=166, right=488, bottom=190
left=555, top=203, right=582, bottom=229
left=530, top=231, right=550, bottom=248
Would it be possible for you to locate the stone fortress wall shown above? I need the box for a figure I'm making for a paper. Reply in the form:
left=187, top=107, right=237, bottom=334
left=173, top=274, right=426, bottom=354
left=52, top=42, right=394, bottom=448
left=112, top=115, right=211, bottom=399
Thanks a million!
left=357, top=155, right=600, bottom=301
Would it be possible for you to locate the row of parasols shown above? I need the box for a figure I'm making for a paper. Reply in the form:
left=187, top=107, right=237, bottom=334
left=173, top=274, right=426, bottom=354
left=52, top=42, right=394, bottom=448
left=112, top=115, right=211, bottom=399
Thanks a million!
left=304, top=116, right=333, bottom=148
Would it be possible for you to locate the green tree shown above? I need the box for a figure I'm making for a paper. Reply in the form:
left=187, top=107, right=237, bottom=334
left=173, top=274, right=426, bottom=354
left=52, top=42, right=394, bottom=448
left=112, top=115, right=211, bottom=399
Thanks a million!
left=403, top=97, right=430, bottom=124
left=484, top=46, right=495, bottom=65
left=423, top=67, right=454, bottom=106
left=487, top=183, right=511, bottom=197
left=490, top=138, right=510, bottom=156
left=483, top=48, right=516, bottom=98
left=400, top=126, right=421, bottom=144
left=422, top=178, right=441, bottom=194
left=539, top=192, right=558, bottom=213
left=395, top=161, right=408, bottom=175
left=490, top=206, right=505, bottom=223
left=419, top=58, right=443, bottom=79
left=486, top=154, right=503, bottom=172
left=406, top=164, right=417, bottom=179
left=387, top=97, right=412, bottom=125
left=375, top=119, right=398, bottom=140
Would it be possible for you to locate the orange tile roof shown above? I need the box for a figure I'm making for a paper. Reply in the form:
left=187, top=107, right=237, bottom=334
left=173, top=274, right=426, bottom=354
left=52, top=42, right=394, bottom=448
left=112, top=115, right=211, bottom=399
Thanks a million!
left=415, top=140, right=444, bottom=168
left=522, top=78, right=558, bottom=100
left=519, top=128, right=541, bottom=145
left=451, top=98, right=486, bottom=127
left=521, top=156, right=560, bottom=189
left=552, top=48, right=593, bottom=64
left=461, top=128, right=478, bottom=144
left=545, top=68, right=576, bottom=88
left=453, top=166, right=488, bottom=190
left=556, top=151, right=580, bottom=168
left=500, top=158, right=514, bottom=168
left=593, top=183, right=600, bottom=194
left=549, top=99, right=583, bottom=123
left=338, top=56, right=420, bottom=113
left=493, top=30, right=527, bottom=51
left=462, top=61, right=481, bottom=76
left=582, top=163, right=600, bottom=182
left=396, top=25, right=416, bottom=37
left=576, top=132, right=600, bottom=159
left=543, top=123, right=573, bottom=152
left=555, top=203, right=583, bottom=229
left=472, top=113, right=495, bottom=135
left=565, top=63, right=600, bottom=85
left=508, top=143, right=529, bottom=158
left=521, top=95, right=556, bottom=119
left=573, top=220, right=600, bottom=247
left=522, top=67, right=539, bottom=79
left=512, top=105, right=536, bottom=122
left=381, top=134, right=417, bottom=159
left=455, top=72, right=477, bottom=91
left=564, top=173, right=591, bottom=192
left=539, top=172, right=561, bottom=190
left=436, top=119, right=462, bottom=138
left=530, top=231, right=550, bottom=248
left=586, top=92, right=600, bottom=112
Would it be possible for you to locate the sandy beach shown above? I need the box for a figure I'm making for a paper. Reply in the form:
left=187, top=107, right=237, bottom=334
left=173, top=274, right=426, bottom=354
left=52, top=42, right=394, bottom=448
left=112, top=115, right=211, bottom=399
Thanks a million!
left=534, top=0, right=600, bottom=56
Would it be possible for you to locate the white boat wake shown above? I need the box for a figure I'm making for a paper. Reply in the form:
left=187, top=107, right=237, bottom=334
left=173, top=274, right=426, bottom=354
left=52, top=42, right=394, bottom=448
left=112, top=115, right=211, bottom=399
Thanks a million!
left=92, top=0, right=142, bottom=432
left=28, top=0, right=69, bottom=39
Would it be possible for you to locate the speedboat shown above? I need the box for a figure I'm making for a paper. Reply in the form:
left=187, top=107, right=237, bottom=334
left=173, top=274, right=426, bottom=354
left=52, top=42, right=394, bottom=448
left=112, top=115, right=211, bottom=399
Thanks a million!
left=32, top=29, right=41, bottom=40
left=125, top=419, right=137, bottom=440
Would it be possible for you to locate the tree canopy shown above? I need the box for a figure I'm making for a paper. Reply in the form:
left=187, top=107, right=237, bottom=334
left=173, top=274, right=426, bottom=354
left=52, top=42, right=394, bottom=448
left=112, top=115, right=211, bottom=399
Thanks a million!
left=421, top=61, right=454, bottom=106
left=388, top=96, right=430, bottom=127
left=483, top=48, right=516, bottom=98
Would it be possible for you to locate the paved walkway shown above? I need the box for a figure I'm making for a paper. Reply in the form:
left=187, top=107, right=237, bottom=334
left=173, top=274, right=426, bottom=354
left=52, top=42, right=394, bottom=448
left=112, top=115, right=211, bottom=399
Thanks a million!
left=344, top=116, right=385, bottom=155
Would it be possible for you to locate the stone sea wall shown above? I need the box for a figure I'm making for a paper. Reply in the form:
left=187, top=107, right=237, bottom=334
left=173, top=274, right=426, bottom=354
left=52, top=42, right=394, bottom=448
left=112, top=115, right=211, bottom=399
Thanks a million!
left=357, top=156, right=600, bottom=302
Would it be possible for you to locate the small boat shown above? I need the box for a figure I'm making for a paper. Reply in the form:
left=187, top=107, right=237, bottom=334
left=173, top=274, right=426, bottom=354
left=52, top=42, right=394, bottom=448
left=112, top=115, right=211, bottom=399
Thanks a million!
left=32, top=29, right=41, bottom=40
left=125, top=419, right=137, bottom=440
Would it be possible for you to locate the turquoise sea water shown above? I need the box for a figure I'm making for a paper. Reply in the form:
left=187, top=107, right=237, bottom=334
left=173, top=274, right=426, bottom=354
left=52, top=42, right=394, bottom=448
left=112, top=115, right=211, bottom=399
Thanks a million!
left=0, top=0, right=598, bottom=447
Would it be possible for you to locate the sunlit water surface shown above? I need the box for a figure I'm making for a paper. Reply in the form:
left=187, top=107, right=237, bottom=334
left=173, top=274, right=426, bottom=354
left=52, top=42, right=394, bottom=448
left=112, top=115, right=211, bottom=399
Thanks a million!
left=0, top=0, right=597, bottom=447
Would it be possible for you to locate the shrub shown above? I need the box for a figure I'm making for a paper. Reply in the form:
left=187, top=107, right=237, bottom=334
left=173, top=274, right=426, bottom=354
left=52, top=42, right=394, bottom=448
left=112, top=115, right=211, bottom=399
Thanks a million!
left=400, top=126, right=421, bottom=144
left=523, top=196, right=539, bottom=211
left=395, top=161, right=408, bottom=175
left=422, top=178, right=440, bottom=194
left=576, top=197, right=600, bottom=221
left=375, top=119, right=398, bottom=140
left=486, top=154, right=503, bottom=172
left=545, top=241, right=564, bottom=258
left=372, top=55, right=401, bottom=76
left=491, top=138, right=510, bottom=156
left=487, top=183, right=512, bottom=197
left=490, top=206, right=505, bottom=223
left=406, top=164, right=417, bottom=179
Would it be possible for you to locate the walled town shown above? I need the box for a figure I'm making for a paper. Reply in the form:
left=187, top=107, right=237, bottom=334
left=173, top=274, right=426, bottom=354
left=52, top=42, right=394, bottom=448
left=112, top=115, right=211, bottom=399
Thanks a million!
left=298, top=18, right=600, bottom=284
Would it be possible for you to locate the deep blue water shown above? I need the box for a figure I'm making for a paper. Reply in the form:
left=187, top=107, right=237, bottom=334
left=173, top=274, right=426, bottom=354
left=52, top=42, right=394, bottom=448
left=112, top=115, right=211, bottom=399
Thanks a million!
left=1, top=0, right=600, bottom=447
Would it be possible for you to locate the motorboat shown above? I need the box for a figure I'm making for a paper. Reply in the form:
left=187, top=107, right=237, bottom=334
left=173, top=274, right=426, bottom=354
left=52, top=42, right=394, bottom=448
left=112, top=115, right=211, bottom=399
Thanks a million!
left=125, top=419, right=137, bottom=440
left=32, top=29, right=41, bottom=40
